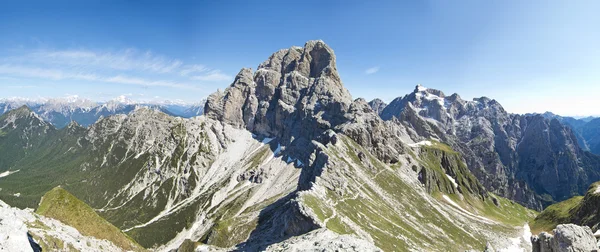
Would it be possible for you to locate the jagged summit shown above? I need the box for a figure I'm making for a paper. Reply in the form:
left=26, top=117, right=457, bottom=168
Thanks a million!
left=414, top=84, right=446, bottom=98
left=205, top=40, right=352, bottom=159
left=12, top=105, right=33, bottom=113
left=0, top=105, right=47, bottom=127
left=368, top=98, right=387, bottom=115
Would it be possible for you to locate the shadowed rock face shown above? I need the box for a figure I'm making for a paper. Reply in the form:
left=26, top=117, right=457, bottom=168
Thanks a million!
left=379, top=85, right=600, bottom=209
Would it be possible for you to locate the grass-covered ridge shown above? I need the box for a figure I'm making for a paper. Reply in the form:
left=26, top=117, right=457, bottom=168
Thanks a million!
left=417, top=140, right=486, bottom=198
left=529, top=196, right=583, bottom=234
left=36, top=187, right=145, bottom=251
left=530, top=181, right=600, bottom=234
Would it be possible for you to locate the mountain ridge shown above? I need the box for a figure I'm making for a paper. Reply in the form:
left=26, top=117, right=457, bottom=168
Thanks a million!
left=0, top=97, right=207, bottom=128
left=0, top=40, right=595, bottom=251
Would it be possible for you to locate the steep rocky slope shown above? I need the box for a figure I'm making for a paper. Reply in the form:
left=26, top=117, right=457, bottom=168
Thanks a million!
left=378, top=85, right=600, bottom=209
left=541, top=112, right=600, bottom=155
left=578, top=118, right=600, bottom=155
left=0, top=40, right=539, bottom=251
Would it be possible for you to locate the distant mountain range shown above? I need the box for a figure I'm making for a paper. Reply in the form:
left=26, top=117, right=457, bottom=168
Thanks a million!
left=0, top=97, right=206, bottom=128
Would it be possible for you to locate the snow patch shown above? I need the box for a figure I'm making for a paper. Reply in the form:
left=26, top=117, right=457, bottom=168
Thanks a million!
left=0, top=170, right=19, bottom=178
left=408, top=141, right=432, bottom=148
left=593, top=185, right=600, bottom=195
left=446, top=175, right=458, bottom=189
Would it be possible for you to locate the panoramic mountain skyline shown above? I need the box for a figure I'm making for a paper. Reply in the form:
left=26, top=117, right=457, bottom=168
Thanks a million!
left=2, top=1, right=600, bottom=116
left=2, top=0, right=600, bottom=248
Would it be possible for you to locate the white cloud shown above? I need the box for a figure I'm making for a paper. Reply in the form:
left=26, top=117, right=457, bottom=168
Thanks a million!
left=190, top=70, right=231, bottom=82
left=105, top=75, right=195, bottom=89
left=180, top=64, right=209, bottom=76
left=365, top=66, right=380, bottom=75
left=0, top=64, right=197, bottom=89
left=26, top=49, right=185, bottom=74
left=6, top=85, right=37, bottom=89
left=0, top=47, right=231, bottom=90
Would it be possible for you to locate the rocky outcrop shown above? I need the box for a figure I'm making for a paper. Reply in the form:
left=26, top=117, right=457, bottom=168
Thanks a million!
left=263, top=229, right=382, bottom=252
left=338, top=98, right=409, bottom=163
left=531, top=224, right=599, bottom=252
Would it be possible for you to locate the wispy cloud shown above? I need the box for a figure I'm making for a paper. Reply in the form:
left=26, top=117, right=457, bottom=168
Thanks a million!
left=190, top=70, right=231, bottom=82
left=0, top=48, right=231, bottom=89
left=365, top=66, right=380, bottom=75
left=0, top=64, right=197, bottom=89
left=180, top=64, right=209, bottom=76
left=6, top=85, right=37, bottom=89
left=27, top=49, right=185, bottom=73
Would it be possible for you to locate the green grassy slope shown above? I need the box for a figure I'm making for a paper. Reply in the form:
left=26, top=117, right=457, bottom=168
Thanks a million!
left=530, top=181, right=600, bottom=234
left=36, top=187, right=145, bottom=251
left=300, top=135, right=537, bottom=251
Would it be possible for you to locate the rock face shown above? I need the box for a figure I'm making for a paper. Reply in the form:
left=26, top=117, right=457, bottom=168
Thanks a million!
left=577, top=118, right=600, bottom=155
left=205, top=41, right=352, bottom=161
left=368, top=98, right=387, bottom=115
left=378, top=85, right=600, bottom=209
left=531, top=224, right=599, bottom=252
left=338, top=98, right=410, bottom=164
left=263, top=229, right=382, bottom=252
left=541, top=112, right=600, bottom=156
left=204, top=40, right=412, bottom=182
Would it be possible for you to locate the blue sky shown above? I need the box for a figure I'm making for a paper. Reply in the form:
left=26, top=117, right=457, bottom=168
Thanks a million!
left=0, top=0, right=599, bottom=116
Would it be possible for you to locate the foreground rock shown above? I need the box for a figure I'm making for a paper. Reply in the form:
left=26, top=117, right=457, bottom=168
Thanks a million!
left=263, top=229, right=381, bottom=252
left=531, top=224, right=598, bottom=252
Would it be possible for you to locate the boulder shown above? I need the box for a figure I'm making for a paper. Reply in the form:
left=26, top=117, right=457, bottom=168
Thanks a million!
left=531, top=224, right=598, bottom=252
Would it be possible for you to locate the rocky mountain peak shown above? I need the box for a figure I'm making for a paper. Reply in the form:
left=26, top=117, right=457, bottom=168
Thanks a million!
left=414, top=84, right=446, bottom=98
left=368, top=98, right=387, bottom=115
left=205, top=40, right=352, bottom=160
left=0, top=105, right=46, bottom=126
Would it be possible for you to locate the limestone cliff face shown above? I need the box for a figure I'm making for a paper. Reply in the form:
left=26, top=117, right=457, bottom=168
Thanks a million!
left=205, top=41, right=351, bottom=151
